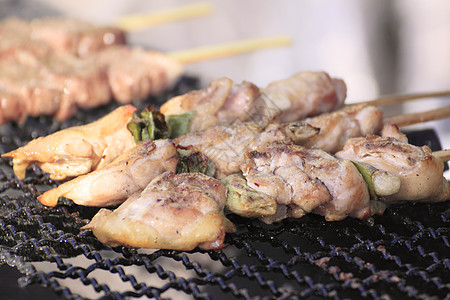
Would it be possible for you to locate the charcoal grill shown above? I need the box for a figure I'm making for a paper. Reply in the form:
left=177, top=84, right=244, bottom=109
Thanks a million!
left=0, top=77, right=449, bottom=299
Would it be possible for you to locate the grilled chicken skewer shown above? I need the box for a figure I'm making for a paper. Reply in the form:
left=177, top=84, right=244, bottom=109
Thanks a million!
left=35, top=120, right=317, bottom=207
left=2, top=66, right=448, bottom=183
left=0, top=35, right=181, bottom=124
left=1, top=71, right=338, bottom=180
left=160, top=71, right=347, bottom=131
left=0, top=16, right=291, bottom=125
left=175, top=121, right=319, bottom=179
left=225, top=125, right=449, bottom=223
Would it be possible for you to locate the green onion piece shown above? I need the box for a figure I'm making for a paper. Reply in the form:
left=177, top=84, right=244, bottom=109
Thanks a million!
left=127, top=105, right=169, bottom=143
left=127, top=122, right=142, bottom=144
left=167, top=111, right=196, bottom=139
left=352, top=161, right=401, bottom=201
left=221, top=174, right=277, bottom=218
left=352, top=161, right=379, bottom=201
left=176, top=149, right=216, bottom=177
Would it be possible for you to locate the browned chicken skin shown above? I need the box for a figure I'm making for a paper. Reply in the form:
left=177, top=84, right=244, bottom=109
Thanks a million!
left=304, top=105, right=383, bottom=153
left=241, top=142, right=373, bottom=222
left=262, top=71, right=347, bottom=122
left=83, top=172, right=236, bottom=250
left=175, top=121, right=319, bottom=178
left=161, top=71, right=347, bottom=131
left=2, top=105, right=136, bottom=180
left=37, top=139, right=178, bottom=207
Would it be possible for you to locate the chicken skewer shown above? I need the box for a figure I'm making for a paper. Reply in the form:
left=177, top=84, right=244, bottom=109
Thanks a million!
left=1, top=71, right=337, bottom=180
left=3, top=93, right=447, bottom=183
left=3, top=65, right=449, bottom=181
left=34, top=120, right=318, bottom=207
left=3, top=94, right=448, bottom=185
left=224, top=126, right=449, bottom=223
left=0, top=16, right=292, bottom=125
left=1, top=2, right=215, bottom=58
left=34, top=103, right=449, bottom=208
left=160, top=71, right=347, bottom=131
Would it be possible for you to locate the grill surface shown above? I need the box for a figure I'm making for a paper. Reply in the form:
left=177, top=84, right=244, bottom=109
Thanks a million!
left=0, top=79, right=449, bottom=299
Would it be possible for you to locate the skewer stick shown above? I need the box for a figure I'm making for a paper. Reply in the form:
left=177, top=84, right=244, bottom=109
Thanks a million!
left=384, top=105, right=450, bottom=127
left=168, top=35, right=293, bottom=64
left=352, top=90, right=450, bottom=107
left=433, top=149, right=450, bottom=162
left=115, top=2, right=213, bottom=31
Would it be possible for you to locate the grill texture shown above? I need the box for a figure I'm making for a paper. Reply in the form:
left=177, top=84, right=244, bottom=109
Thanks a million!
left=0, top=80, right=449, bottom=299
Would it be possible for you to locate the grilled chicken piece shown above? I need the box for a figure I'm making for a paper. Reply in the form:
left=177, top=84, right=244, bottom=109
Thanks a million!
left=161, top=71, right=346, bottom=131
left=161, top=77, right=234, bottom=131
left=0, top=18, right=181, bottom=124
left=82, top=172, right=236, bottom=250
left=262, top=71, right=347, bottom=122
left=336, top=130, right=450, bottom=203
left=303, top=105, right=383, bottom=153
left=0, top=19, right=50, bottom=60
left=39, top=52, right=112, bottom=109
left=38, top=139, right=178, bottom=207
left=241, top=142, right=373, bottom=222
left=0, top=58, right=67, bottom=120
left=2, top=105, right=136, bottom=180
left=29, top=17, right=126, bottom=58
left=161, top=78, right=261, bottom=131
left=175, top=121, right=319, bottom=178
left=0, top=51, right=111, bottom=122
left=0, top=89, right=28, bottom=124
left=95, top=46, right=183, bottom=103
left=216, top=81, right=261, bottom=124
left=0, top=17, right=126, bottom=58
left=380, top=123, right=408, bottom=143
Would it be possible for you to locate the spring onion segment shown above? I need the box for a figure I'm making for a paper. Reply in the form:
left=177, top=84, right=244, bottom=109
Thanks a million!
left=221, top=174, right=277, bottom=218
left=127, top=106, right=194, bottom=143
left=352, top=161, right=401, bottom=200
left=176, top=149, right=216, bottom=177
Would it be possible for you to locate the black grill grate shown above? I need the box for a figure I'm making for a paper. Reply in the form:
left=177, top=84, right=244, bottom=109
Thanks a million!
left=0, top=78, right=449, bottom=299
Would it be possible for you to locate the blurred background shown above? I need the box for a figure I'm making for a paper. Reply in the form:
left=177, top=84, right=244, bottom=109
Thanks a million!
left=1, top=1, right=449, bottom=298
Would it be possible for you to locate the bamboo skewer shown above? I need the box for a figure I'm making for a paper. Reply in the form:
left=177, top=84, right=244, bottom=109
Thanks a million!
left=353, top=90, right=450, bottom=107
left=115, top=2, right=213, bottom=31
left=433, top=149, right=450, bottom=162
left=384, top=105, right=450, bottom=127
left=114, top=3, right=293, bottom=64
left=168, top=35, right=293, bottom=64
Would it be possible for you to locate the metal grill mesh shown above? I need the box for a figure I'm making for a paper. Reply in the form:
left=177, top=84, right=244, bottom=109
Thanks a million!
left=0, top=79, right=449, bottom=299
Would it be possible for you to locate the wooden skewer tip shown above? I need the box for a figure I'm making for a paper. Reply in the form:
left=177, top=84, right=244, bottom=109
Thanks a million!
left=352, top=89, right=450, bottom=107
left=433, top=149, right=450, bottom=162
left=383, top=105, right=450, bottom=127
left=116, top=2, right=214, bottom=31
left=168, top=35, right=293, bottom=64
